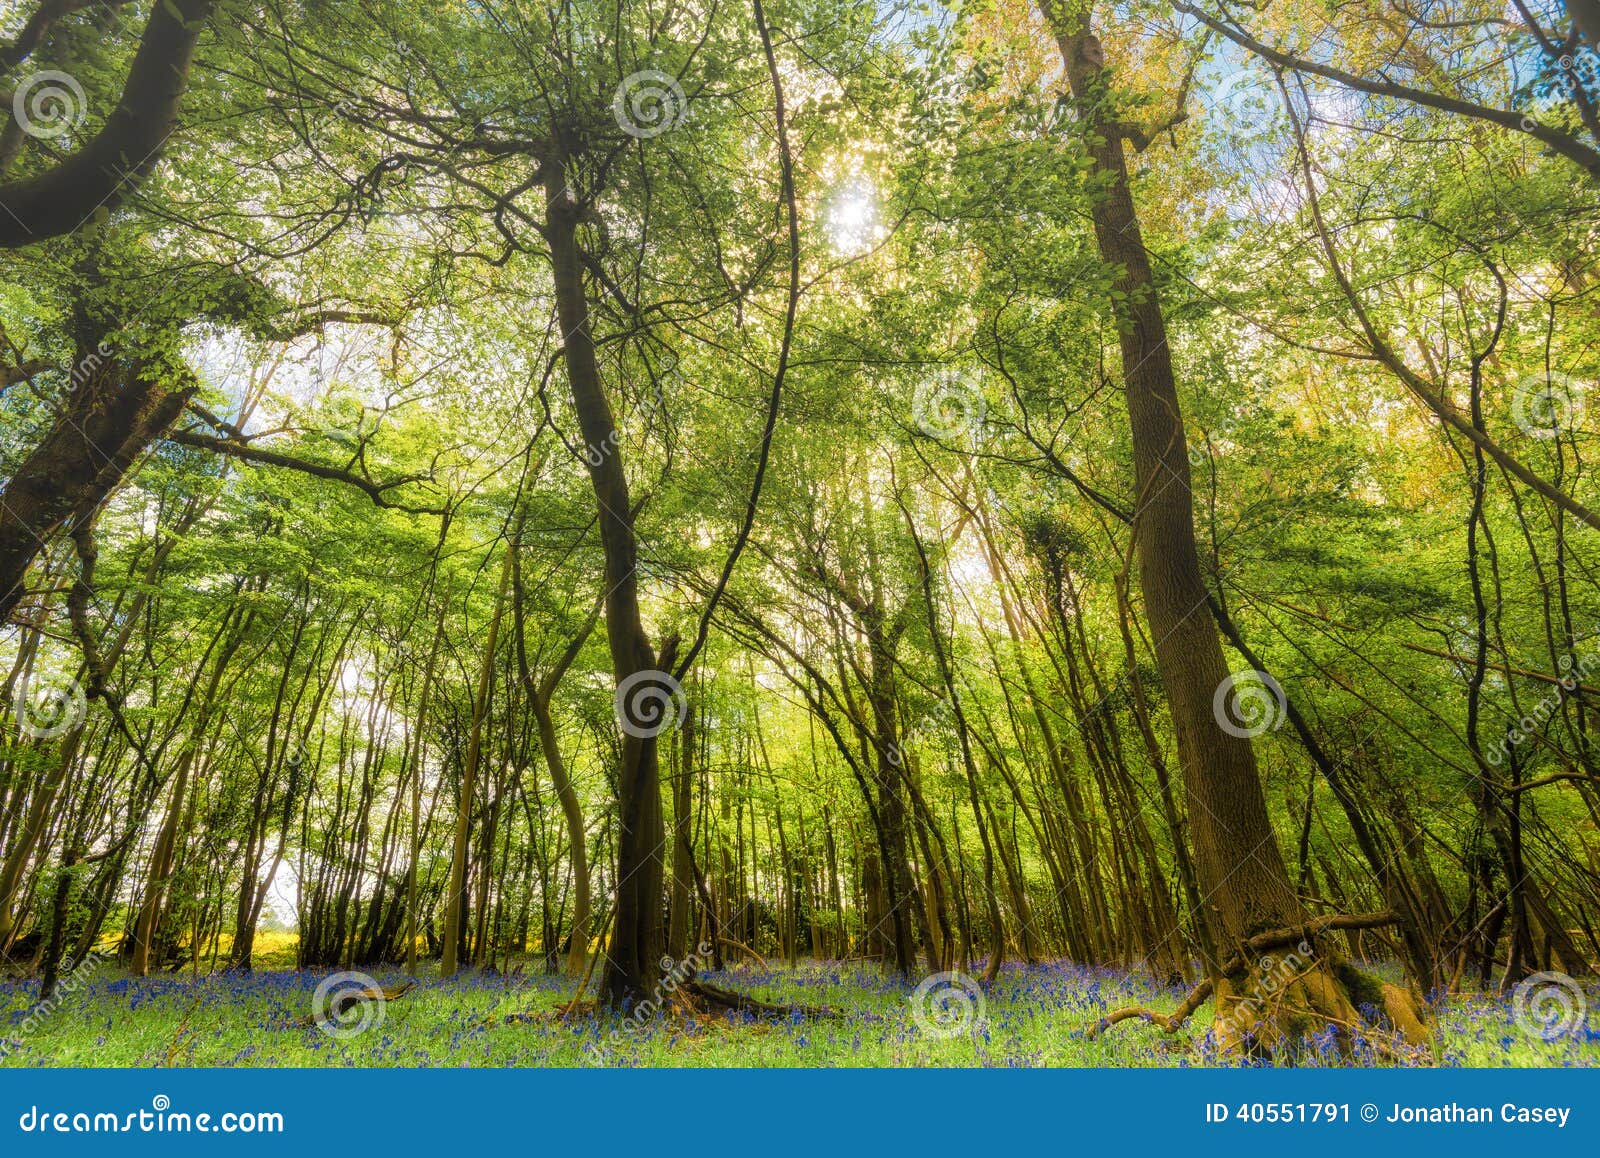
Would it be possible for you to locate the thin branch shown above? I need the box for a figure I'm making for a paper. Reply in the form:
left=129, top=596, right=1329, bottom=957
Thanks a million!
left=165, top=429, right=445, bottom=515
left=673, top=0, right=797, bottom=682
left=1174, top=1, right=1600, bottom=182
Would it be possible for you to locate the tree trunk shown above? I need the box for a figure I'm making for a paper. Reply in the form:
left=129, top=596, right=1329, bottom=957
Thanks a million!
left=667, top=693, right=696, bottom=961
left=0, top=0, right=213, bottom=248
left=1040, top=5, right=1424, bottom=1051
left=440, top=537, right=514, bottom=977
left=0, top=362, right=190, bottom=622
left=405, top=600, right=446, bottom=974
left=543, top=150, right=670, bottom=1007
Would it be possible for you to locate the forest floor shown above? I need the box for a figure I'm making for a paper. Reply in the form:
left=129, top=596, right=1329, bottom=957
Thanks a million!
left=1, top=959, right=1595, bottom=1068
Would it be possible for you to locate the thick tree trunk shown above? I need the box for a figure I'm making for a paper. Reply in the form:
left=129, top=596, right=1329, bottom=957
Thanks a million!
left=0, top=362, right=190, bottom=622
left=1041, top=6, right=1424, bottom=1052
left=37, top=852, right=77, bottom=1002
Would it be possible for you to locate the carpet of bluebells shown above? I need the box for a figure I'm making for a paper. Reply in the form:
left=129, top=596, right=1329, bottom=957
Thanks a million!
left=1, top=960, right=1596, bottom=1067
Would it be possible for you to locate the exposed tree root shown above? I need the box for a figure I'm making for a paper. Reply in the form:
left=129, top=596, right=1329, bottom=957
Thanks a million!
left=681, top=979, right=834, bottom=1019
left=1382, top=982, right=1429, bottom=1041
left=1089, top=911, right=1426, bottom=1051
left=500, top=979, right=835, bottom=1027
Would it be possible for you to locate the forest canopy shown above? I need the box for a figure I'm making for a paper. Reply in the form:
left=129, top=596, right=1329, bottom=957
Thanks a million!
left=0, top=0, right=1597, bottom=1063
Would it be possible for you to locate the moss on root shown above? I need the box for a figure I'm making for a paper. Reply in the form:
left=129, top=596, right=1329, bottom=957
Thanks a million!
left=1331, top=960, right=1431, bottom=1047
left=1331, top=960, right=1389, bottom=1010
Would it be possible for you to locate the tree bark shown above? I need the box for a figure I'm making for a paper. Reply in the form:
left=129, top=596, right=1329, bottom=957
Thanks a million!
left=1040, top=5, right=1418, bottom=1051
left=543, top=150, right=669, bottom=1007
left=0, top=362, right=190, bottom=622
left=440, top=535, right=514, bottom=977
left=0, top=0, right=213, bottom=247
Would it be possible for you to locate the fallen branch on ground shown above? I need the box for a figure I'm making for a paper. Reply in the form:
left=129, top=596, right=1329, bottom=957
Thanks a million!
left=503, top=979, right=835, bottom=1026
left=299, top=979, right=416, bottom=1028
left=682, top=979, right=834, bottom=1018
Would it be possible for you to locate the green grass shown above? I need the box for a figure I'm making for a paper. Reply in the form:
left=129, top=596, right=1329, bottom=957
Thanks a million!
left=1, top=960, right=1595, bottom=1068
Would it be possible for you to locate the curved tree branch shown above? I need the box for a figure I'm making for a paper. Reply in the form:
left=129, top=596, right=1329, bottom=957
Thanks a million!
left=1279, top=73, right=1600, bottom=533
left=1, top=1, right=130, bottom=80
left=0, top=0, right=214, bottom=247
